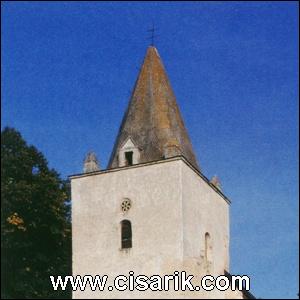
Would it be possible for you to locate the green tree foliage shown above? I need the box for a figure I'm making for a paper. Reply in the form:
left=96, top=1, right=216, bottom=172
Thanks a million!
left=1, top=127, right=71, bottom=299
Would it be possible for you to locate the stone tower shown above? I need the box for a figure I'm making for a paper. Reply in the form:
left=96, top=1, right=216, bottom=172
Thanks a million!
left=70, top=47, right=249, bottom=299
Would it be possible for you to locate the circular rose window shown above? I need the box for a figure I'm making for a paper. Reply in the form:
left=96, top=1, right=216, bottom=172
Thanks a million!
left=121, top=199, right=131, bottom=212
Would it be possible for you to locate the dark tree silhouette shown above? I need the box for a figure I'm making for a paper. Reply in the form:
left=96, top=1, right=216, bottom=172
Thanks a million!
left=1, top=127, right=71, bottom=299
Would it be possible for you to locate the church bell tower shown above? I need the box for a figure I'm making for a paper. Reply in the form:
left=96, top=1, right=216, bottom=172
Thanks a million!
left=70, top=47, right=238, bottom=299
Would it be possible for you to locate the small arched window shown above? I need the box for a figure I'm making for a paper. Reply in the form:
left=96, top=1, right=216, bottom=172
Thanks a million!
left=205, top=232, right=212, bottom=263
left=121, top=220, right=132, bottom=249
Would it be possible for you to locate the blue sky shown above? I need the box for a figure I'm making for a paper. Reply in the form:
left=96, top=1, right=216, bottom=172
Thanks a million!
left=2, top=1, right=299, bottom=298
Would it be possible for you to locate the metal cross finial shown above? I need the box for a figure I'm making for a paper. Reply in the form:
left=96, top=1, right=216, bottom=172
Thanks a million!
left=147, top=23, right=158, bottom=46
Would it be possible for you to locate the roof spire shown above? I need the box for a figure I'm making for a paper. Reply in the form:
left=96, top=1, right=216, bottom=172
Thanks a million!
left=210, top=175, right=222, bottom=191
left=83, top=151, right=100, bottom=173
left=108, top=47, right=200, bottom=170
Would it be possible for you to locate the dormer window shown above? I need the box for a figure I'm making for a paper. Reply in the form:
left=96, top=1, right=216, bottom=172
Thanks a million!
left=125, top=151, right=133, bottom=166
left=118, top=137, right=140, bottom=167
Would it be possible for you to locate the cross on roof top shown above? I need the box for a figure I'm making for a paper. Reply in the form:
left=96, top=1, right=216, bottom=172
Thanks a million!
left=147, top=24, right=158, bottom=46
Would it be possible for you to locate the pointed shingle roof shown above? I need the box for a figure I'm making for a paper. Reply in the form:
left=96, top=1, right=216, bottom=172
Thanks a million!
left=108, top=46, right=200, bottom=170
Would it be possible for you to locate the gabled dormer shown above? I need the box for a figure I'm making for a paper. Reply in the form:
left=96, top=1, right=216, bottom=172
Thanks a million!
left=118, top=137, right=140, bottom=167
